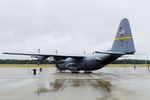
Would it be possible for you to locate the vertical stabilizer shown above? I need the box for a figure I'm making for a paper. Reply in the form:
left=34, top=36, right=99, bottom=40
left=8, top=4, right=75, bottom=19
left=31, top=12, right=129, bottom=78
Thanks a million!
left=111, top=18, right=135, bottom=54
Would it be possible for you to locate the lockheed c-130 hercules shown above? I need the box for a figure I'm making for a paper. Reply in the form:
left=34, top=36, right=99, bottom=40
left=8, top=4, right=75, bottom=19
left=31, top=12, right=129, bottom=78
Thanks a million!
left=3, top=18, right=135, bottom=73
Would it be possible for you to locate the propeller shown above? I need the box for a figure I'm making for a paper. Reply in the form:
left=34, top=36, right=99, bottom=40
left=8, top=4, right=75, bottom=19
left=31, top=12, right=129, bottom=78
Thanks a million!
left=37, top=49, right=40, bottom=66
left=37, top=49, right=42, bottom=72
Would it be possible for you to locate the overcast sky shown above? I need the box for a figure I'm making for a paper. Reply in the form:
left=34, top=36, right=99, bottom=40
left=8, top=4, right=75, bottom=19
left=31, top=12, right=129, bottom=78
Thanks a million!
left=0, top=0, right=150, bottom=59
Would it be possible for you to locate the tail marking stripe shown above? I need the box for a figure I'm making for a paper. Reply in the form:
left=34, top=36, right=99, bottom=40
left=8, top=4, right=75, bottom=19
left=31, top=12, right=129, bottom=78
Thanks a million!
left=115, top=36, right=132, bottom=41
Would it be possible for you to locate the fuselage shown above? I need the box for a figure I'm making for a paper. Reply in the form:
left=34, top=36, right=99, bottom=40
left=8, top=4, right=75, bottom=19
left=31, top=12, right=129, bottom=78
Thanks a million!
left=56, top=53, right=121, bottom=71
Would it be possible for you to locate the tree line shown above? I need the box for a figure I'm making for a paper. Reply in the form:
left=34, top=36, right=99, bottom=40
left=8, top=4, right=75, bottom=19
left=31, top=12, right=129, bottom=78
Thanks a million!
left=0, top=59, right=149, bottom=64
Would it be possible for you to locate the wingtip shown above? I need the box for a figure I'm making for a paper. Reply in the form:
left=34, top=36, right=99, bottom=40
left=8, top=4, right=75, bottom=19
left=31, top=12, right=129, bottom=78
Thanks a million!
left=3, top=52, right=7, bottom=54
left=3, top=52, right=11, bottom=54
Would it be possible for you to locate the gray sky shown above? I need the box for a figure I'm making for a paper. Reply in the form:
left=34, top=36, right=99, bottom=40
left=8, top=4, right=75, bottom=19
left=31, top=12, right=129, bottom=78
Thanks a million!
left=0, top=0, right=150, bottom=59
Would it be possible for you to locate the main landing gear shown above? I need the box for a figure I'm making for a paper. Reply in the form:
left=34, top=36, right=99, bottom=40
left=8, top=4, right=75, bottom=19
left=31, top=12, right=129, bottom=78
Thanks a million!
left=56, top=69, right=92, bottom=74
left=84, top=71, right=92, bottom=73
left=71, top=70, right=79, bottom=73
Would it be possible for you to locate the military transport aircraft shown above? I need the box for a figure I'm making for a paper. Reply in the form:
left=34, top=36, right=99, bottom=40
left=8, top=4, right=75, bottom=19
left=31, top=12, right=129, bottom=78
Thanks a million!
left=3, top=18, right=135, bottom=73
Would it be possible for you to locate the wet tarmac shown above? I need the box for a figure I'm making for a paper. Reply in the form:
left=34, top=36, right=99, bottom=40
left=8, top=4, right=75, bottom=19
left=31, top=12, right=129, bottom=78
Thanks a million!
left=0, top=67, right=150, bottom=100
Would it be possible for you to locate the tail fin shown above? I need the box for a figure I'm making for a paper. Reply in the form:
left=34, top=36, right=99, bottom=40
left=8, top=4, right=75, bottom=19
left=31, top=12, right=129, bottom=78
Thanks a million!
left=111, top=18, right=135, bottom=54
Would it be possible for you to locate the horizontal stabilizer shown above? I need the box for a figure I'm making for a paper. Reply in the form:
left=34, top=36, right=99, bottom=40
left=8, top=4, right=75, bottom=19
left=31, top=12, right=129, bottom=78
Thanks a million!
left=94, top=51, right=126, bottom=55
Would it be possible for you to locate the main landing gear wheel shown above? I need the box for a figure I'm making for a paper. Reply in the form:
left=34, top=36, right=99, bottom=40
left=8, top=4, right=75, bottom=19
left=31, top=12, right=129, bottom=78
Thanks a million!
left=71, top=70, right=79, bottom=73
left=84, top=71, right=92, bottom=73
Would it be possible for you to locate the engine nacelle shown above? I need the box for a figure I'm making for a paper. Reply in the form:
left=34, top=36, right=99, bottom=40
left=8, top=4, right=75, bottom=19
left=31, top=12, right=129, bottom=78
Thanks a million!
left=37, top=56, right=48, bottom=62
left=48, top=57, right=66, bottom=64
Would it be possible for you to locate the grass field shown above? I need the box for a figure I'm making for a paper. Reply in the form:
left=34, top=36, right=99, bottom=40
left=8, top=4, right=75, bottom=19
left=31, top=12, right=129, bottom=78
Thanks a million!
left=0, top=64, right=149, bottom=68
left=0, top=64, right=54, bottom=68
left=107, top=64, right=150, bottom=67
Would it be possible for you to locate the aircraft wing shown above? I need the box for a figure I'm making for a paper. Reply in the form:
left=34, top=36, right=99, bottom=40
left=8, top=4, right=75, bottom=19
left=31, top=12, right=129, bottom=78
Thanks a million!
left=3, top=52, right=85, bottom=58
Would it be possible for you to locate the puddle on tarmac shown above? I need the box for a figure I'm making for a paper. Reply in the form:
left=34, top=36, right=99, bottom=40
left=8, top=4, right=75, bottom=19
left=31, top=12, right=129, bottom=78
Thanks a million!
left=35, top=77, right=113, bottom=100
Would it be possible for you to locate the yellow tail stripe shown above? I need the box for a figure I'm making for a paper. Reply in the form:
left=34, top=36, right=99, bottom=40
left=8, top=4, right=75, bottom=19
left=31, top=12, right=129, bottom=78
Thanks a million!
left=115, top=36, right=132, bottom=40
